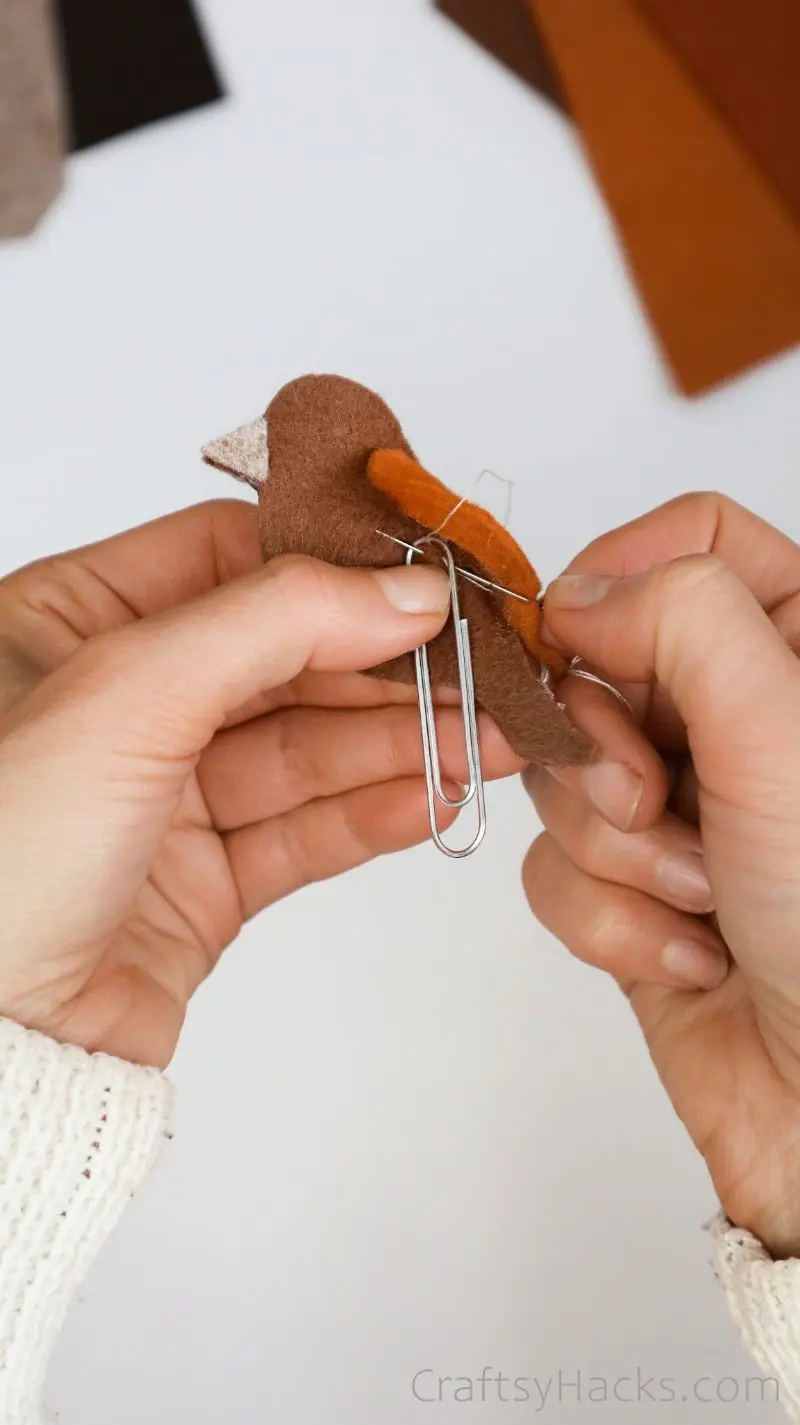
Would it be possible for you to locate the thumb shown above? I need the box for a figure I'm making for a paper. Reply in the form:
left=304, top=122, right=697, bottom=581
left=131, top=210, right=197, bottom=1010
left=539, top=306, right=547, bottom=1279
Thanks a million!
left=545, top=555, right=800, bottom=809
left=0, top=556, right=450, bottom=957
left=15, top=555, right=451, bottom=756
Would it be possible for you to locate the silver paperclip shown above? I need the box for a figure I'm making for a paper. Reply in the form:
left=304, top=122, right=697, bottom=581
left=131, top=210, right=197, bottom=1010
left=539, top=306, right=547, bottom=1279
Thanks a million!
left=377, top=530, right=530, bottom=604
left=407, top=537, right=487, bottom=859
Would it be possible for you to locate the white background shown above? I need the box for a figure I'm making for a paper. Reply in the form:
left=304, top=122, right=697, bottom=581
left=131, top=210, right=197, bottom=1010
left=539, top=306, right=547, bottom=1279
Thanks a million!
left=1, top=1, right=798, bottom=1420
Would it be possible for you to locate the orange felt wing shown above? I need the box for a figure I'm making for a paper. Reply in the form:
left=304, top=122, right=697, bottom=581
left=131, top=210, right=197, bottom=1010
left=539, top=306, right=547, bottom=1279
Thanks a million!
left=367, top=448, right=559, bottom=668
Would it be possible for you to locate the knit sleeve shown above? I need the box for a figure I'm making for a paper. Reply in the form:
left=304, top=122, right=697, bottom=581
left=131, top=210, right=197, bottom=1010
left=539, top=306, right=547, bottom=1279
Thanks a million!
left=711, top=1213, right=800, bottom=1421
left=0, top=1017, right=172, bottom=1424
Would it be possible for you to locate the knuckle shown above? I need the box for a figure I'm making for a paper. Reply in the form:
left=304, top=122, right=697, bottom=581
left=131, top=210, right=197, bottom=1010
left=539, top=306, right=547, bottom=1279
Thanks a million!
left=274, top=812, right=316, bottom=893
left=263, top=555, right=346, bottom=654
left=583, top=901, right=630, bottom=960
left=558, top=897, right=633, bottom=975
left=54, top=626, right=145, bottom=716
left=0, top=615, right=42, bottom=704
left=657, top=552, right=728, bottom=605
left=523, top=833, right=631, bottom=971
left=579, top=814, right=613, bottom=880
left=654, top=555, right=733, bottom=679
left=67, top=625, right=125, bottom=679
left=338, top=798, right=374, bottom=862
left=385, top=707, right=415, bottom=778
left=669, top=489, right=731, bottom=527
left=3, top=555, right=96, bottom=635
left=521, top=833, right=559, bottom=908
left=266, top=553, right=333, bottom=611
left=273, top=710, right=319, bottom=804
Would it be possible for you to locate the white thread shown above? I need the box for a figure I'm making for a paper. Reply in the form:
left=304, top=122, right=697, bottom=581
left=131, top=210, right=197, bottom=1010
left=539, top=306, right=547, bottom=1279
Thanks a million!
left=431, top=493, right=468, bottom=538
left=431, top=468, right=516, bottom=539
left=475, top=468, right=514, bottom=528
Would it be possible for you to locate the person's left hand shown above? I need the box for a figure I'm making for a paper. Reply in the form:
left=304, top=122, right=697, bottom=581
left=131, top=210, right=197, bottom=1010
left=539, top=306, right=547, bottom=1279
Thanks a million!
left=0, top=501, right=521, bottom=1068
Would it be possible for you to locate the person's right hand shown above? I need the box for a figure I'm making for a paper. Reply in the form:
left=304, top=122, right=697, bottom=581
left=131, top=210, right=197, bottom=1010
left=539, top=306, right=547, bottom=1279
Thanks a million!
left=522, top=494, right=800, bottom=1259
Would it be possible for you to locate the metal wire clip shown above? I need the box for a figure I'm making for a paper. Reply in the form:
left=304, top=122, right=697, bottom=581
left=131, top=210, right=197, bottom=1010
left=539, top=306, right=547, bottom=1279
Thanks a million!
left=387, top=533, right=633, bottom=858
left=407, top=536, right=487, bottom=860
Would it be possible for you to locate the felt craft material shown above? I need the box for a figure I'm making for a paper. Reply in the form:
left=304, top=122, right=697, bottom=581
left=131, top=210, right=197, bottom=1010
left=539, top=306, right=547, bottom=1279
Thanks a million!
left=435, top=0, right=567, bottom=112
left=640, top=0, right=800, bottom=222
left=203, top=375, right=589, bottom=768
left=0, top=0, right=65, bottom=237
left=56, top=0, right=223, bottom=151
left=367, top=447, right=554, bottom=667
left=529, top=0, right=800, bottom=395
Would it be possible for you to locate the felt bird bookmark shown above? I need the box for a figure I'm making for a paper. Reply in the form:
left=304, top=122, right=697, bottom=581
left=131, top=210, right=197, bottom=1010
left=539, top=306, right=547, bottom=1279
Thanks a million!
left=367, top=449, right=546, bottom=663
left=203, top=375, right=589, bottom=767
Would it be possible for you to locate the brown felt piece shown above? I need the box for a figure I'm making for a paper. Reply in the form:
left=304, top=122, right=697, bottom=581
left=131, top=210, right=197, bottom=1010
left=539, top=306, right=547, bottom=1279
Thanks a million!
left=0, top=0, right=65, bottom=238
left=435, top=0, right=567, bottom=112
left=529, top=0, right=800, bottom=396
left=640, top=0, right=800, bottom=222
left=204, top=376, right=589, bottom=768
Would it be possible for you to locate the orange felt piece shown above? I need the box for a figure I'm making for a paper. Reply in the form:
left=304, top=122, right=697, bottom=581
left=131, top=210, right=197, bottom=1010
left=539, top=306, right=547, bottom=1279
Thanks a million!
left=368, top=447, right=557, bottom=667
left=528, top=0, right=800, bottom=395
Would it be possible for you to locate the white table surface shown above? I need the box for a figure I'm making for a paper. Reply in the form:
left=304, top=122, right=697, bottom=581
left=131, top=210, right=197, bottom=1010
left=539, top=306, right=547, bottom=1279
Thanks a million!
left=0, top=1, right=797, bottom=1420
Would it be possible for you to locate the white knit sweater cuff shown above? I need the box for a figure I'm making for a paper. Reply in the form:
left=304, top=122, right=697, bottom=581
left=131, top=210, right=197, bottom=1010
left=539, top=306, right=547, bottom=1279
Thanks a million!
left=711, top=1213, right=800, bottom=1421
left=0, top=1018, right=172, bottom=1423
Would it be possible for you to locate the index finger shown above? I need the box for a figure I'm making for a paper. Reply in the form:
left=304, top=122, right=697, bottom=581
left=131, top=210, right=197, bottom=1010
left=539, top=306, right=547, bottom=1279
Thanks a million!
left=547, top=493, right=800, bottom=754
left=0, top=501, right=262, bottom=695
left=5, top=498, right=262, bottom=619
left=562, top=493, right=800, bottom=616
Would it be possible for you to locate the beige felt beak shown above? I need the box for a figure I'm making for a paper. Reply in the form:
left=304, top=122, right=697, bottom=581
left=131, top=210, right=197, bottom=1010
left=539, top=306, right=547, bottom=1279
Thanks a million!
left=202, top=416, right=268, bottom=491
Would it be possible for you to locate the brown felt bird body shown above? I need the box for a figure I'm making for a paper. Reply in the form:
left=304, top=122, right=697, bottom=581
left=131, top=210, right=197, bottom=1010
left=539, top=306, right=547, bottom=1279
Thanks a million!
left=203, top=374, right=589, bottom=767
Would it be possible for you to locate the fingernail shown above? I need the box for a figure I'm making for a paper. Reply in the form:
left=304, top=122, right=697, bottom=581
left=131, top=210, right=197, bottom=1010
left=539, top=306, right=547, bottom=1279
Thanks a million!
left=656, top=854, right=714, bottom=913
left=375, top=566, right=451, bottom=615
left=547, top=574, right=616, bottom=609
left=582, top=761, right=643, bottom=831
left=661, top=939, right=729, bottom=990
